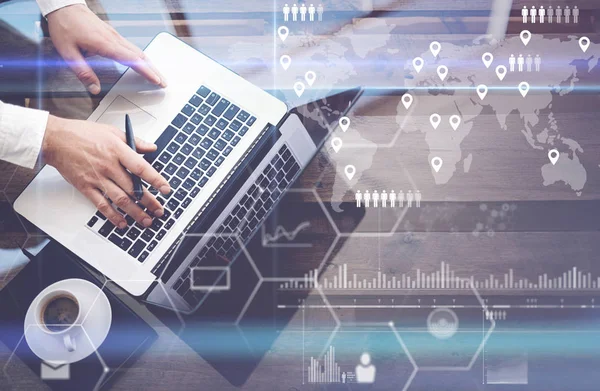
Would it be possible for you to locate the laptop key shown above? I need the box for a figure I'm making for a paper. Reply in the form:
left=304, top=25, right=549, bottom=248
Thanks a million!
left=200, top=139, right=213, bottom=149
left=182, top=104, right=195, bottom=116
left=127, top=228, right=141, bottom=241
left=138, top=251, right=149, bottom=262
left=191, top=113, right=203, bottom=125
left=169, top=177, right=182, bottom=189
left=115, top=225, right=128, bottom=236
left=206, top=167, right=216, bottom=176
left=176, top=167, right=190, bottom=179
left=211, top=98, right=230, bottom=117
left=231, top=136, right=241, bottom=146
left=215, top=156, right=225, bottom=167
left=156, top=229, right=167, bottom=240
left=199, top=177, right=208, bottom=187
left=149, top=218, right=164, bottom=231
left=223, top=105, right=240, bottom=120
left=200, top=159, right=211, bottom=170
left=206, top=92, right=220, bottom=106
left=184, top=157, right=198, bottom=169
left=204, top=115, right=217, bottom=127
left=159, top=152, right=172, bottom=164
left=229, top=120, right=242, bottom=131
left=222, top=130, right=234, bottom=141
left=167, top=142, right=179, bottom=154
left=142, top=230, right=154, bottom=242
left=239, top=126, right=249, bottom=136
left=175, top=133, right=187, bottom=145
left=87, top=216, right=98, bottom=227
left=214, top=139, right=227, bottom=151
left=152, top=161, right=164, bottom=172
left=173, top=153, right=185, bottom=165
left=246, top=116, right=256, bottom=126
left=206, top=149, right=219, bottom=161
left=189, top=134, right=201, bottom=146
left=237, top=110, right=250, bottom=122
left=181, top=143, right=193, bottom=155
left=198, top=104, right=211, bottom=116
left=191, top=168, right=203, bottom=180
left=182, top=123, right=195, bottom=135
left=207, top=128, right=220, bottom=140
left=189, top=95, right=202, bottom=107
left=183, top=178, right=195, bottom=190
left=96, top=211, right=107, bottom=220
left=172, top=114, right=187, bottom=128
left=128, top=240, right=145, bottom=257
left=165, top=163, right=177, bottom=175
left=147, top=240, right=158, bottom=251
left=174, top=189, right=188, bottom=201
left=182, top=197, right=192, bottom=209
left=191, top=187, right=201, bottom=198
left=197, top=85, right=211, bottom=97
left=165, top=219, right=175, bottom=230
left=196, top=124, right=209, bottom=135
left=223, top=146, right=233, bottom=156
left=174, top=208, right=184, bottom=219
left=215, top=119, right=228, bottom=130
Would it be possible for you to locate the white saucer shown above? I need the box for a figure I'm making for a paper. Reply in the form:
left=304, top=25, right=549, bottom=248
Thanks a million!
left=24, top=279, right=112, bottom=364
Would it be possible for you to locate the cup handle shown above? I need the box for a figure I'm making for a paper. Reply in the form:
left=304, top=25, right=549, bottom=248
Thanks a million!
left=63, top=334, right=76, bottom=352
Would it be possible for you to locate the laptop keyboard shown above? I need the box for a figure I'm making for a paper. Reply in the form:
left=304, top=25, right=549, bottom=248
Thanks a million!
left=86, top=85, right=257, bottom=262
left=173, top=144, right=301, bottom=307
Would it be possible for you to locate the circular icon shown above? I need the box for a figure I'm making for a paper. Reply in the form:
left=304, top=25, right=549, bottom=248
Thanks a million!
left=427, top=308, right=459, bottom=340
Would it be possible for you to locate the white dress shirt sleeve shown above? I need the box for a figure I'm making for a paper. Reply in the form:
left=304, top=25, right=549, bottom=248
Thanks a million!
left=36, top=0, right=86, bottom=17
left=0, top=101, right=49, bottom=169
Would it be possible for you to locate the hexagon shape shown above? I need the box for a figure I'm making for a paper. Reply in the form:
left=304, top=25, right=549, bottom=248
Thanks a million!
left=390, top=279, right=495, bottom=371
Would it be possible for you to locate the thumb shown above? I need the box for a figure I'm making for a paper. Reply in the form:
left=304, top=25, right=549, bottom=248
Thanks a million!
left=108, top=127, right=157, bottom=152
left=61, top=47, right=101, bottom=94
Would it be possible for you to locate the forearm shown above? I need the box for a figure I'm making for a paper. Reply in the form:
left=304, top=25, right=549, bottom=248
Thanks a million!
left=0, top=101, right=49, bottom=169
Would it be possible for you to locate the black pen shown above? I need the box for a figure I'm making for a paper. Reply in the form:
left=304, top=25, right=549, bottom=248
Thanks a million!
left=125, top=114, right=144, bottom=201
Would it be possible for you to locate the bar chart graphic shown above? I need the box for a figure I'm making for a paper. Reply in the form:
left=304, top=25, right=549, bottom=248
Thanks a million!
left=279, top=262, right=600, bottom=291
left=308, top=346, right=342, bottom=384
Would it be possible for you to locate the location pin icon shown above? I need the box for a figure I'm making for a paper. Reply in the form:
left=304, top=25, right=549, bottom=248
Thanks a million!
left=449, top=115, right=461, bottom=131
left=430, top=113, right=441, bottom=129
left=548, top=149, right=559, bottom=165
left=518, top=81, right=530, bottom=98
left=413, top=57, right=424, bottom=73
left=495, top=65, right=507, bottom=81
left=401, top=93, right=413, bottom=110
left=344, top=165, right=356, bottom=181
left=431, top=157, right=443, bottom=173
left=477, top=84, right=488, bottom=100
left=280, top=55, right=291, bottom=70
left=331, top=137, right=342, bottom=153
left=305, top=70, right=316, bottom=86
left=430, top=41, right=441, bottom=57
left=339, top=116, right=350, bottom=132
left=520, top=30, right=532, bottom=46
left=482, top=52, right=494, bottom=68
left=277, top=26, right=289, bottom=42
left=293, top=81, right=305, bottom=97
left=437, top=65, right=448, bottom=82
left=579, top=37, right=590, bottom=53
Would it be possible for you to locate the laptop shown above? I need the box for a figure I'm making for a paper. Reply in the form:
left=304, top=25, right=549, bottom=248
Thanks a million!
left=14, top=32, right=362, bottom=314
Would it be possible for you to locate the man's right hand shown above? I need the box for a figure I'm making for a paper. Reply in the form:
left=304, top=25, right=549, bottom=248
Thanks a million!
left=41, top=115, right=171, bottom=229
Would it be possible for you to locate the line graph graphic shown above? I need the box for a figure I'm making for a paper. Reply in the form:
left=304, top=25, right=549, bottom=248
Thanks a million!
left=261, top=221, right=312, bottom=248
left=278, top=262, right=600, bottom=292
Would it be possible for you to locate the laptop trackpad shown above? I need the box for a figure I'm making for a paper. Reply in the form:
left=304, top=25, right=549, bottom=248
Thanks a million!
left=96, top=95, right=156, bottom=139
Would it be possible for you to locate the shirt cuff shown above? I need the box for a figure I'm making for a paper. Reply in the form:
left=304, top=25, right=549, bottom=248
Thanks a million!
left=36, top=0, right=87, bottom=17
left=0, top=103, right=49, bottom=169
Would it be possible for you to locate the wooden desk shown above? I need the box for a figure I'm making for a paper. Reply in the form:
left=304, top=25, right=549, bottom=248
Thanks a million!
left=2, top=0, right=600, bottom=390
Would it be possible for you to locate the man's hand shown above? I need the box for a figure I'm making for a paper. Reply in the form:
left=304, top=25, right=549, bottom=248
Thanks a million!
left=41, top=115, right=171, bottom=229
left=46, top=4, right=166, bottom=94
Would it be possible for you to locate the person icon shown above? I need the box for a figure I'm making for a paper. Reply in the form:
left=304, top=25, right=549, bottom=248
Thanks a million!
left=381, top=190, right=388, bottom=207
left=526, top=54, right=533, bottom=72
left=300, top=3, right=307, bottom=21
left=398, top=190, right=404, bottom=207
left=342, top=372, right=347, bottom=383
left=355, top=190, right=362, bottom=207
left=355, top=353, right=376, bottom=383
left=522, top=6, right=528, bottom=24
left=565, top=6, right=571, bottom=23
left=308, top=4, right=316, bottom=21
left=517, top=54, right=524, bottom=72
left=317, top=4, right=324, bottom=21
left=364, top=190, right=371, bottom=208
left=573, top=6, right=580, bottom=23
left=548, top=6, right=554, bottom=23
left=530, top=6, right=537, bottom=23
left=372, top=190, right=380, bottom=208
left=539, top=6, right=545, bottom=23
left=283, top=4, right=290, bottom=21
left=556, top=6, right=562, bottom=23
left=415, top=190, right=422, bottom=208
left=389, top=190, right=396, bottom=208
left=509, top=54, right=516, bottom=72
left=534, top=54, right=541, bottom=72
left=291, top=3, right=299, bottom=21
left=406, top=190, right=414, bottom=208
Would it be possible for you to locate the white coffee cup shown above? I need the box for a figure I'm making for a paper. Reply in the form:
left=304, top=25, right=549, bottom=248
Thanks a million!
left=35, top=289, right=81, bottom=352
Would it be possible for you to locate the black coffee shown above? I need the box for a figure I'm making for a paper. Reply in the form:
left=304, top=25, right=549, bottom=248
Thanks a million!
left=42, top=296, right=79, bottom=332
